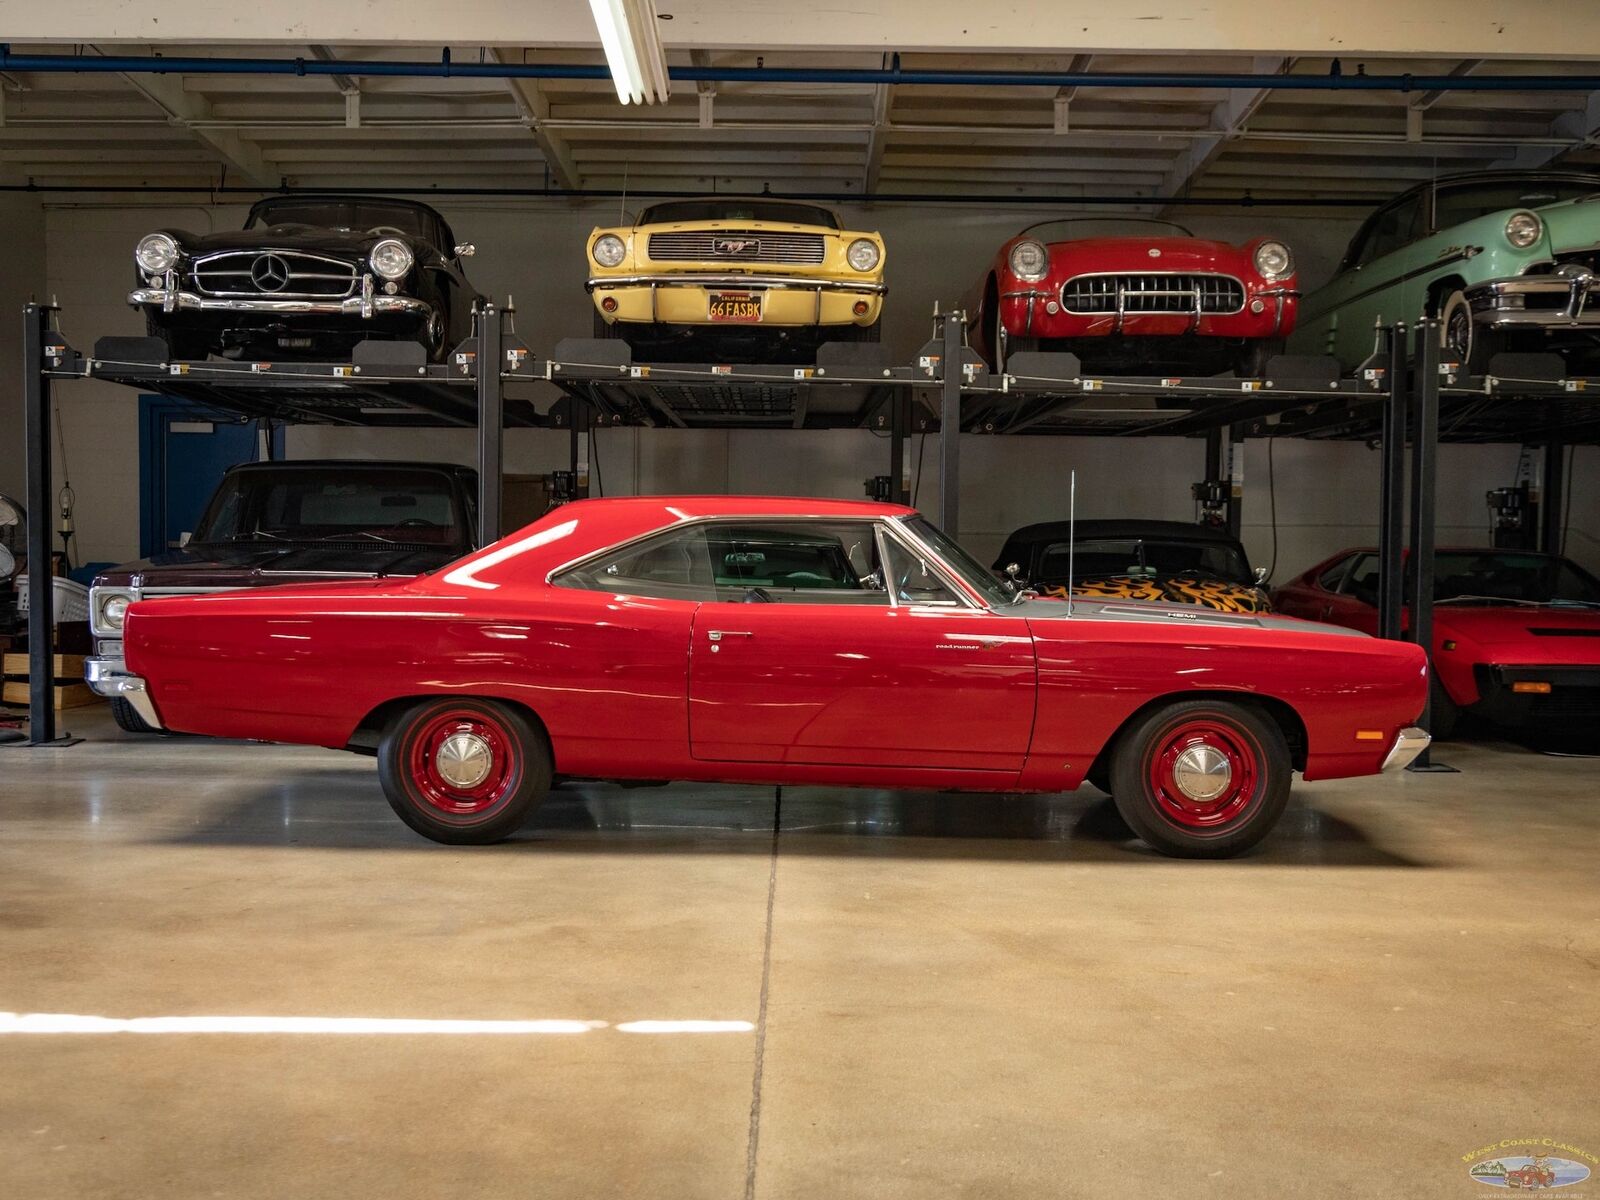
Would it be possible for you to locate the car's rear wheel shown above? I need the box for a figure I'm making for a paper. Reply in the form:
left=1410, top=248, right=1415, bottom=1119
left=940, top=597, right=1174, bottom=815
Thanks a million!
left=377, top=698, right=552, bottom=844
left=1109, top=699, right=1291, bottom=858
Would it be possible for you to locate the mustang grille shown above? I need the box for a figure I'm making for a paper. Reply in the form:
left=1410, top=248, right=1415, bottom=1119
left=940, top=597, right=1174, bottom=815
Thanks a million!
left=1062, top=273, right=1245, bottom=315
left=190, top=251, right=360, bottom=299
left=646, top=230, right=827, bottom=265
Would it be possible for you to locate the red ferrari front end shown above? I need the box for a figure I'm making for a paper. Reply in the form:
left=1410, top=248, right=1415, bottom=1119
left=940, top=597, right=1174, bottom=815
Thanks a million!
left=975, top=223, right=1299, bottom=375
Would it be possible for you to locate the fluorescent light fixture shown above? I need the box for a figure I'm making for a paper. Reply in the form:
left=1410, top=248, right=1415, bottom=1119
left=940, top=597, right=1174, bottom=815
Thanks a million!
left=589, top=0, right=671, bottom=105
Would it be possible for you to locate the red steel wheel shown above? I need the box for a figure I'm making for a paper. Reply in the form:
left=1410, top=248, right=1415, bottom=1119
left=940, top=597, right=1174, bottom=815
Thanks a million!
left=378, top=698, right=552, bottom=844
left=1110, top=699, right=1291, bottom=858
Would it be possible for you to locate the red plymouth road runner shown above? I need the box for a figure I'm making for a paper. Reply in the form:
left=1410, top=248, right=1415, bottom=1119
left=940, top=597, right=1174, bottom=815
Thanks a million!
left=107, top=497, right=1429, bottom=857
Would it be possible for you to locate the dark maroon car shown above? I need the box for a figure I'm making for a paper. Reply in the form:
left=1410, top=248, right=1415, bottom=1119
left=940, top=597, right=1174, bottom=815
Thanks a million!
left=86, top=459, right=478, bottom=732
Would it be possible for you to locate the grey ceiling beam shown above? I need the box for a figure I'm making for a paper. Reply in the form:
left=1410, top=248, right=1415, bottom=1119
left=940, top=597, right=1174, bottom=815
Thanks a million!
left=96, top=46, right=277, bottom=187
left=491, top=47, right=580, bottom=191
left=1159, top=56, right=1292, bottom=211
left=1490, top=89, right=1600, bottom=169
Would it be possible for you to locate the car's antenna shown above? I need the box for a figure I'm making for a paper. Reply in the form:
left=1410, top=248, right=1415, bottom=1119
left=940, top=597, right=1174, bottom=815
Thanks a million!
left=619, top=164, right=629, bottom=226
left=1067, top=469, right=1077, bottom=617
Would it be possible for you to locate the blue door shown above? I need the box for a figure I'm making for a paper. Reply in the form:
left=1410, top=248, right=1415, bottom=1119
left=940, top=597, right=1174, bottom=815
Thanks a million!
left=138, top=398, right=280, bottom=557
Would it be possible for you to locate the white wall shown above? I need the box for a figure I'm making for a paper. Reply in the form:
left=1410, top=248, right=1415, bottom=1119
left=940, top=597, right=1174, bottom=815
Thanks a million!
left=33, top=194, right=1600, bottom=580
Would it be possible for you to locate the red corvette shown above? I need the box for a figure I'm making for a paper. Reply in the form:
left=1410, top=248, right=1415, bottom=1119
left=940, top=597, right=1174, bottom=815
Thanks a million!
left=1273, top=547, right=1600, bottom=737
left=967, top=219, right=1300, bottom=376
left=104, top=497, right=1429, bottom=857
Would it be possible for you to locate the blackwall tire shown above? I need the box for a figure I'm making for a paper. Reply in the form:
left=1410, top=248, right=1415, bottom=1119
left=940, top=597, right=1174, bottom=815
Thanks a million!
left=110, top=696, right=158, bottom=734
left=377, top=698, right=552, bottom=844
left=1109, top=699, right=1291, bottom=858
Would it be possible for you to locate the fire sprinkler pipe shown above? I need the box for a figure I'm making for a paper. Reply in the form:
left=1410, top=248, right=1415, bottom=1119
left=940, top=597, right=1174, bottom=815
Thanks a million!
left=1, top=45, right=1597, bottom=95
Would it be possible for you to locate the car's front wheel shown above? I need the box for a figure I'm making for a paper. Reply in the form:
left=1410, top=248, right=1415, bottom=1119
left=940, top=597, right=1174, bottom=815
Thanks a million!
left=1109, top=699, right=1291, bottom=858
left=110, top=696, right=159, bottom=735
left=377, top=698, right=552, bottom=844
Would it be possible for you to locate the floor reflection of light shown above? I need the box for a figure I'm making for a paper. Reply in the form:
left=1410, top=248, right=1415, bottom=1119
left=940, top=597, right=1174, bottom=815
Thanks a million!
left=0, top=1011, right=753, bottom=1036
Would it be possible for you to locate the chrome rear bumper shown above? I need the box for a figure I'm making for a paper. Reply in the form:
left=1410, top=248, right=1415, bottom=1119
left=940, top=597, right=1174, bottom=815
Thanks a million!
left=85, top=656, right=163, bottom=729
left=1380, top=725, right=1431, bottom=772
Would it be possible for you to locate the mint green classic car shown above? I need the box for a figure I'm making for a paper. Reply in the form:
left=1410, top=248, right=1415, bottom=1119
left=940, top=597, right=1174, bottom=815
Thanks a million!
left=1292, top=170, right=1600, bottom=373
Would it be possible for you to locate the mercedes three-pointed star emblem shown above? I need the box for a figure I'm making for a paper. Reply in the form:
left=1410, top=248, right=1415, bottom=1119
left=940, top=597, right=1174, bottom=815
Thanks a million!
left=250, top=253, right=292, bottom=292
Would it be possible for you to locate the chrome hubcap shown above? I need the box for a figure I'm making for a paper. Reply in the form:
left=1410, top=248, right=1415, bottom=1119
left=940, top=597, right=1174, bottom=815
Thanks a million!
left=435, top=732, right=493, bottom=789
left=1172, top=744, right=1232, bottom=801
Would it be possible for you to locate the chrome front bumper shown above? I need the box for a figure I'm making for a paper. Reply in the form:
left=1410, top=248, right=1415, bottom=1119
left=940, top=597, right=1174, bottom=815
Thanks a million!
left=586, top=273, right=886, bottom=295
left=130, top=276, right=433, bottom=321
left=1380, top=725, right=1431, bottom=772
left=1468, top=273, right=1600, bottom=328
left=85, top=655, right=163, bottom=730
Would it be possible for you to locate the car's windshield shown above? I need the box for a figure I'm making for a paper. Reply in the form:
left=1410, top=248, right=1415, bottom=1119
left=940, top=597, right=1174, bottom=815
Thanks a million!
left=1427, top=551, right=1600, bottom=604
left=195, top=469, right=467, bottom=546
left=902, top=516, right=1014, bottom=607
left=1433, top=177, right=1600, bottom=228
left=638, top=200, right=839, bottom=228
left=1040, top=537, right=1250, bottom=584
left=246, top=199, right=433, bottom=239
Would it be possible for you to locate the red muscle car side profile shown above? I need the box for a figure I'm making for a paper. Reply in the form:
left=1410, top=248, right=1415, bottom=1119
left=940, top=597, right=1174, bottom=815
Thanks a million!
left=1272, top=547, right=1600, bottom=738
left=967, top=219, right=1300, bottom=376
left=104, top=497, right=1429, bottom=858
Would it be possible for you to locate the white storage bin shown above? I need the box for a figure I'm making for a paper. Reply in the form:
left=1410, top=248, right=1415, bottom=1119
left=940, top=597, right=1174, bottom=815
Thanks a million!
left=15, top=575, right=91, bottom=623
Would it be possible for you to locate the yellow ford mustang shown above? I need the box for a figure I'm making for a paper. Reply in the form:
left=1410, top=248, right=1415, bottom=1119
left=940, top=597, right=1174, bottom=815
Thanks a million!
left=586, top=197, right=886, bottom=357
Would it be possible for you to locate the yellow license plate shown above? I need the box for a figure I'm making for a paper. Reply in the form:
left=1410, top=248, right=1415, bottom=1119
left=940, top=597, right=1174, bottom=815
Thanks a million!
left=708, top=293, right=762, bottom=323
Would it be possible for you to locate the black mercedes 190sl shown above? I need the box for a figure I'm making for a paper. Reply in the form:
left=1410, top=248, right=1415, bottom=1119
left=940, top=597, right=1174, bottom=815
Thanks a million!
left=128, top=195, right=482, bottom=362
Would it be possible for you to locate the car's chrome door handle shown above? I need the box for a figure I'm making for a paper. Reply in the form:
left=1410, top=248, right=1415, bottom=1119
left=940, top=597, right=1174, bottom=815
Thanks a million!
left=707, top=630, right=754, bottom=642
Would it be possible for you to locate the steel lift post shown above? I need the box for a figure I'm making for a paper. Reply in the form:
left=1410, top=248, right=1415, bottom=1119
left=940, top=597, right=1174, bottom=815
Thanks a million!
left=1378, top=322, right=1408, bottom=642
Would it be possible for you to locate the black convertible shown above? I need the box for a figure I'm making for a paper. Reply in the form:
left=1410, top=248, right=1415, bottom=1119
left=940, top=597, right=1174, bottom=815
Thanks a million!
left=128, top=195, right=481, bottom=362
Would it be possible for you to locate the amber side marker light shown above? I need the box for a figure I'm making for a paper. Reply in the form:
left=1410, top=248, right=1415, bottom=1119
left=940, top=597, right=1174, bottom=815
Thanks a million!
left=1512, top=681, right=1553, bottom=694
left=1442, top=640, right=1457, bottom=651
left=1355, top=730, right=1385, bottom=741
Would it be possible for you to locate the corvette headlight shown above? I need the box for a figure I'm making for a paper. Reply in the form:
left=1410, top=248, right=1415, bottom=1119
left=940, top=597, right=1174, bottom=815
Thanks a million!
left=369, top=239, right=414, bottom=281
left=846, top=238, right=881, bottom=272
left=1009, top=239, right=1049, bottom=281
left=1505, top=211, right=1543, bottom=249
left=592, top=234, right=627, bottom=268
left=135, top=233, right=180, bottom=273
left=94, top=590, right=134, bottom=634
left=1254, top=240, right=1293, bottom=280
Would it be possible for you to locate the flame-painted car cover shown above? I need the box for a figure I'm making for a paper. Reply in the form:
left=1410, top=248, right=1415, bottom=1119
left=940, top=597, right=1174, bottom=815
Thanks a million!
left=1045, top=574, right=1271, bottom=613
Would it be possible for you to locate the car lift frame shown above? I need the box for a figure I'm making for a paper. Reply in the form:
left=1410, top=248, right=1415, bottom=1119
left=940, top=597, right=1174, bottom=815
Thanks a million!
left=17, top=303, right=1593, bottom=767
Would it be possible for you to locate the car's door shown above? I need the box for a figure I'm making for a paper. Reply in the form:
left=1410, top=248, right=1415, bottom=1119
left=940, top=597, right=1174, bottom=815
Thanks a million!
left=687, top=519, right=1036, bottom=771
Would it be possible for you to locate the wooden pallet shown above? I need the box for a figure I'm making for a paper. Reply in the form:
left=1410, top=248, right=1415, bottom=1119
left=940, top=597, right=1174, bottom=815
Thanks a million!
left=2, top=681, right=101, bottom=710
left=3, top=653, right=87, bottom=678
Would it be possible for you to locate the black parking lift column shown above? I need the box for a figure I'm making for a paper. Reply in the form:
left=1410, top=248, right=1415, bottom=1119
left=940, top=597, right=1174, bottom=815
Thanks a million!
left=1541, top=439, right=1566, bottom=555
left=1406, top=319, right=1453, bottom=772
left=1378, top=323, right=1408, bottom=641
left=889, top=391, right=909, bottom=506
left=939, top=310, right=961, bottom=533
left=1225, top=424, right=1244, bottom=542
left=475, top=303, right=503, bottom=545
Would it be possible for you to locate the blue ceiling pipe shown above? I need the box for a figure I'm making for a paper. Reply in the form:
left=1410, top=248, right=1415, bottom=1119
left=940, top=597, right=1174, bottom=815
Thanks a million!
left=1, top=45, right=1597, bottom=93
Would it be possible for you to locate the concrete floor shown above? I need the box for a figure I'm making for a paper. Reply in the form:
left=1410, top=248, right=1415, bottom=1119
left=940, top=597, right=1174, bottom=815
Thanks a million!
left=1, top=708, right=1597, bottom=1199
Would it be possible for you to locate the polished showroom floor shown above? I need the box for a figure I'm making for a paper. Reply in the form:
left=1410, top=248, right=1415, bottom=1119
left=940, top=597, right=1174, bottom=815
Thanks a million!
left=1, top=709, right=1597, bottom=1199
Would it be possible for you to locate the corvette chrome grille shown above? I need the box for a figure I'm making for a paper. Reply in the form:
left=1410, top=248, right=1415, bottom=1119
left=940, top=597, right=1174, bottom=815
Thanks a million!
left=647, top=229, right=826, bottom=265
left=190, top=250, right=360, bottom=299
left=1061, top=273, right=1245, bottom=315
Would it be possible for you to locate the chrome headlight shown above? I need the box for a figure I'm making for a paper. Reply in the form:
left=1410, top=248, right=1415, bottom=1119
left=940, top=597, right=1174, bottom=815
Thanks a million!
left=92, top=588, right=136, bottom=635
left=135, top=233, right=180, bottom=274
left=846, top=238, right=881, bottom=272
left=591, top=234, right=627, bottom=268
left=1008, top=240, right=1049, bottom=281
left=1253, top=240, right=1293, bottom=280
left=369, top=239, right=414, bottom=281
left=1505, top=211, right=1543, bottom=249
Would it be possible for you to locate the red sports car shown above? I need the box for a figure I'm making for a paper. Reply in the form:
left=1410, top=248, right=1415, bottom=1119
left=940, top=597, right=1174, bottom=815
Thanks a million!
left=1273, top=547, right=1600, bottom=737
left=103, top=496, right=1429, bottom=858
left=967, top=219, right=1300, bottom=376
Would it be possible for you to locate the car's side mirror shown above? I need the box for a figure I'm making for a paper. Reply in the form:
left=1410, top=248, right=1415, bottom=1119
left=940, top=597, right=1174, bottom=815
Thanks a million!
left=179, top=531, right=192, bottom=547
left=1254, top=566, right=1269, bottom=585
left=453, top=243, right=476, bottom=259
left=1005, top=562, right=1023, bottom=581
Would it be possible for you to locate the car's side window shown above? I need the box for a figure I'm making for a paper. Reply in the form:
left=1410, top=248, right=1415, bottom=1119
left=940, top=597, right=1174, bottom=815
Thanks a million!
left=1317, top=555, right=1354, bottom=592
left=706, top=521, right=889, bottom=605
left=881, top=532, right=962, bottom=607
left=1342, top=554, right=1381, bottom=605
left=556, top=525, right=717, bottom=602
left=1352, top=196, right=1423, bottom=269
